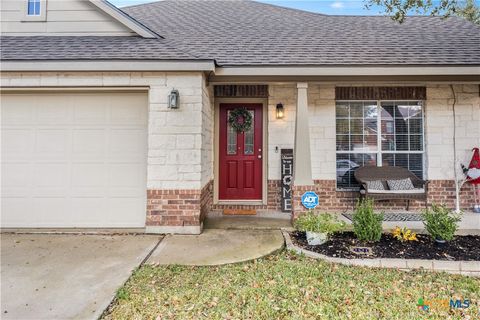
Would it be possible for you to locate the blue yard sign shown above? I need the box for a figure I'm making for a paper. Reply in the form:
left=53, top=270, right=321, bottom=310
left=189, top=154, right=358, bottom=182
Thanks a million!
left=301, top=191, right=319, bottom=209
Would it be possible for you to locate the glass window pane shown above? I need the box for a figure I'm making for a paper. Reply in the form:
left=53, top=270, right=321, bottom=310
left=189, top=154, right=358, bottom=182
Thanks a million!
left=409, top=135, right=423, bottom=151
left=396, top=135, right=409, bottom=151
left=350, top=119, right=363, bottom=134
left=336, top=119, right=349, bottom=134
left=28, top=1, right=35, bottom=15
left=381, top=134, right=395, bottom=151
left=409, top=103, right=423, bottom=118
left=381, top=104, right=395, bottom=120
left=394, top=153, right=409, bottom=169
left=381, top=153, right=423, bottom=178
left=395, top=119, right=408, bottom=134
left=351, top=135, right=363, bottom=151
left=396, top=104, right=410, bottom=119
left=382, top=119, right=394, bottom=134
left=244, top=111, right=254, bottom=155
left=336, top=103, right=349, bottom=118
left=409, top=154, right=423, bottom=171
left=364, top=133, right=377, bottom=151
left=336, top=153, right=377, bottom=189
left=35, top=0, right=40, bottom=15
left=364, top=103, right=377, bottom=119
left=350, top=102, right=363, bottom=118
left=409, top=118, right=423, bottom=134
left=336, top=135, right=350, bottom=151
left=364, top=118, right=377, bottom=134
left=227, top=111, right=237, bottom=155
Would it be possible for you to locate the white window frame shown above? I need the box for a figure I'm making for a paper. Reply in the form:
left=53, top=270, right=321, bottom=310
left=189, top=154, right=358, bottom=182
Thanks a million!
left=335, top=99, right=426, bottom=190
left=22, top=0, right=47, bottom=22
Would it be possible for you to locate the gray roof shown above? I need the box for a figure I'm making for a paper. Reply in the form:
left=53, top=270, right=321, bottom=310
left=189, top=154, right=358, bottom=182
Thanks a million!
left=123, top=0, right=480, bottom=66
left=2, top=0, right=480, bottom=66
left=0, top=36, right=197, bottom=61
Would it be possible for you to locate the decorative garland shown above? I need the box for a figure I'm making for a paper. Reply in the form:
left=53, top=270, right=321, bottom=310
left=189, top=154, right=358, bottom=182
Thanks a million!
left=228, top=108, right=253, bottom=132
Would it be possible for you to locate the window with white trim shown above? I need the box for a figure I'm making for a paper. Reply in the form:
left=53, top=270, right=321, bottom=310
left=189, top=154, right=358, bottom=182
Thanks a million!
left=336, top=100, right=424, bottom=189
left=27, top=0, right=41, bottom=16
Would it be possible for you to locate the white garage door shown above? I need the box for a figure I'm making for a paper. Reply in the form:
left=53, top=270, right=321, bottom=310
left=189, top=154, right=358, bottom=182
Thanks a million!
left=1, top=91, right=148, bottom=228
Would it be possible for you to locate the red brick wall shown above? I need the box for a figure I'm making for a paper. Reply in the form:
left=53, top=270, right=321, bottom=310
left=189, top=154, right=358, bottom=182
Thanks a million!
left=149, top=179, right=476, bottom=222
left=200, top=180, right=213, bottom=222
left=292, top=180, right=477, bottom=218
left=146, top=189, right=201, bottom=227
left=146, top=180, right=214, bottom=228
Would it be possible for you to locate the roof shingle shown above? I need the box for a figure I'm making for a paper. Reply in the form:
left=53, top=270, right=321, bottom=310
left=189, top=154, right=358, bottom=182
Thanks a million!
left=123, top=0, right=480, bottom=66
left=2, top=0, right=479, bottom=66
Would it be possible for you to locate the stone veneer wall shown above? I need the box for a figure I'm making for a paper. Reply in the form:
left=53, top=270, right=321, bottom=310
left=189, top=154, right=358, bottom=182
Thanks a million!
left=146, top=74, right=214, bottom=233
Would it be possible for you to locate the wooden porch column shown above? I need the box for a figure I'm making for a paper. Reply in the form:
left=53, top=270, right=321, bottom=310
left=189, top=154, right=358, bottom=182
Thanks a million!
left=293, top=82, right=313, bottom=186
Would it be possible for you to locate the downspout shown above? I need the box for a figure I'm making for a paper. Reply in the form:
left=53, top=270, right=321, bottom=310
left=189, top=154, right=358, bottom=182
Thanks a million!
left=450, top=85, right=461, bottom=213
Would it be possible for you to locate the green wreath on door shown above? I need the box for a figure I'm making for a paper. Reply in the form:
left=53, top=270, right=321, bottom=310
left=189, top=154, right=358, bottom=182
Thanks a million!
left=228, top=108, right=253, bottom=132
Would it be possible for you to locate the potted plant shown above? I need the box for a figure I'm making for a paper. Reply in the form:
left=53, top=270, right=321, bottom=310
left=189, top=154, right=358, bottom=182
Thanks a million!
left=421, top=204, right=462, bottom=244
left=294, top=212, right=346, bottom=245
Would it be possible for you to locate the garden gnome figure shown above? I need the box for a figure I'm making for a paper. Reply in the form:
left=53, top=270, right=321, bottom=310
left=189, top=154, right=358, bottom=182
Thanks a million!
left=464, top=147, right=480, bottom=213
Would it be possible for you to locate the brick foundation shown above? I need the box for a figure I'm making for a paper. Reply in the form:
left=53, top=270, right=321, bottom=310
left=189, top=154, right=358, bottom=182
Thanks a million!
left=146, top=189, right=202, bottom=228
left=200, top=180, right=214, bottom=222
left=292, top=180, right=477, bottom=219
left=149, top=179, right=476, bottom=226
left=146, top=180, right=214, bottom=233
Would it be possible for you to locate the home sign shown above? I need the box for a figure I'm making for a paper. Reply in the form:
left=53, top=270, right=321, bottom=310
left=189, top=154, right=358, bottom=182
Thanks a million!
left=281, top=149, right=293, bottom=212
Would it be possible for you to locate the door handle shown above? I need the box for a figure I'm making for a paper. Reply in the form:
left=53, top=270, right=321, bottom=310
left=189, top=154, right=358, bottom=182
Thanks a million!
left=258, top=155, right=262, bottom=159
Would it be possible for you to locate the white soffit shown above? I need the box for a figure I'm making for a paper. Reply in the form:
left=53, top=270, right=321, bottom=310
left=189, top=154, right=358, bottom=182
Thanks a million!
left=214, top=66, right=480, bottom=77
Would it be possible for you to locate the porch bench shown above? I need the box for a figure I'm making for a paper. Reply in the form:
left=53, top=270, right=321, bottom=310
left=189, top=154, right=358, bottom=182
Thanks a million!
left=354, top=166, right=429, bottom=210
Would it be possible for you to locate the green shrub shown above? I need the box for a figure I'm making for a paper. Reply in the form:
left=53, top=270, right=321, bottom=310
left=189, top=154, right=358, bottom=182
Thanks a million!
left=352, top=199, right=383, bottom=242
left=294, top=212, right=346, bottom=236
left=422, top=204, right=461, bottom=241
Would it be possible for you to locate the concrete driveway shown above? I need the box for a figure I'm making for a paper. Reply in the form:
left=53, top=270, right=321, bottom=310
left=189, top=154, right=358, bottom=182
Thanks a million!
left=1, top=233, right=160, bottom=320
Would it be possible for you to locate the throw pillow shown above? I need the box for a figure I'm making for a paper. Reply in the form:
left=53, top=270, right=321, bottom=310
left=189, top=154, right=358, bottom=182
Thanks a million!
left=366, top=180, right=385, bottom=190
left=387, top=178, right=414, bottom=190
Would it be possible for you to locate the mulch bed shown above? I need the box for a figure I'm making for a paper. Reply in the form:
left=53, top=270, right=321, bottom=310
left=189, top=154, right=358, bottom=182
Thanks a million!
left=290, top=231, right=480, bottom=261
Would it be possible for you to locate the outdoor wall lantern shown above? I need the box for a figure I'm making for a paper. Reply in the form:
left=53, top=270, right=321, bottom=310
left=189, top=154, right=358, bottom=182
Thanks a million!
left=168, top=89, right=180, bottom=109
left=276, top=103, right=285, bottom=119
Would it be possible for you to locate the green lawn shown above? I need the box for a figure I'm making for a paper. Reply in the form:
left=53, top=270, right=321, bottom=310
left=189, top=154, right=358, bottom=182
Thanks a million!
left=103, top=252, right=479, bottom=320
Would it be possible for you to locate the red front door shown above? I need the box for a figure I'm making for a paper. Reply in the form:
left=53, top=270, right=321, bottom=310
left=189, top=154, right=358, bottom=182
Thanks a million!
left=219, top=103, right=263, bottom=200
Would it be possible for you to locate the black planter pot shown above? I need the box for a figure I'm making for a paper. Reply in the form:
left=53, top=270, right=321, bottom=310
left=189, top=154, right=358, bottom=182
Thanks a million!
left=435, top=238, right=447, bottom=246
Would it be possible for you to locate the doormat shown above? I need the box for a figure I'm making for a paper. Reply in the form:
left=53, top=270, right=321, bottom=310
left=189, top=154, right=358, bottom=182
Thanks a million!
left=342, top=212, right=423, bottom=222
left=223, top=209, right=256, bottom=216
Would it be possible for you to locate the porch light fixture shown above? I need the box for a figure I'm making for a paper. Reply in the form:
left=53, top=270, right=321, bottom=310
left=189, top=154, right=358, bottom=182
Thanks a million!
left=276, top=103, right=284, bottom=119
left=168, top=89, right=180, bottom=109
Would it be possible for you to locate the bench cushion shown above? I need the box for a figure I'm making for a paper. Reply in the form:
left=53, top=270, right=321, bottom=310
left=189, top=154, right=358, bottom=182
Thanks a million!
left=360, top=188, right=425, bottom=195
left=366, top=180, right=385, bottom=190
left=387, top=178, right=415, bottom=190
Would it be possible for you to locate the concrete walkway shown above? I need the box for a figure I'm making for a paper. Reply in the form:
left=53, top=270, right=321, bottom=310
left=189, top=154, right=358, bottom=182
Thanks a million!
left=148, top=229, right=284, bottom=266
left=148, top=216, right=287, bottom=266
left=1, top=234, right=160, bottom=320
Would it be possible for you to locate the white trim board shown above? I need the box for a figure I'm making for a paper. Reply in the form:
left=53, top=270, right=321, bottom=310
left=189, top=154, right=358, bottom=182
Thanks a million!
left=88, top=0, right=159, bottom=38
left=215, top=66, right=480, bottom=76
left=1, top=60, right=216, bottom=72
